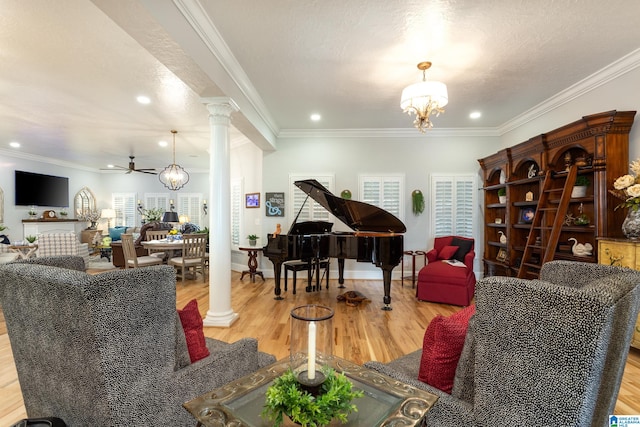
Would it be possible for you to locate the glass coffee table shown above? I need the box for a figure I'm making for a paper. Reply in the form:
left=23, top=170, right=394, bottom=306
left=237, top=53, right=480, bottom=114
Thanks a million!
left=183, top=357, right=438, bottom=426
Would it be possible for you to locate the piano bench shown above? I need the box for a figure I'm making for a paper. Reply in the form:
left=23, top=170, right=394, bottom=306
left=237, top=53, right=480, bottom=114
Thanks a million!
left=284, top=259, right=330, bottom=294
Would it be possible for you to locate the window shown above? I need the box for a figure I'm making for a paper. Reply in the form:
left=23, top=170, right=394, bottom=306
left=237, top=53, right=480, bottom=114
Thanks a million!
left=359, top=175, right=405, bottom=220
left=289, top=174, right=334, bottom=222
left=431, top=174, right=475, bottom=237
left=177, top=193, right=203, bottom=226
left=231, top=179, right=242, bottom=246
left=112, top=193, right=136, bottom=227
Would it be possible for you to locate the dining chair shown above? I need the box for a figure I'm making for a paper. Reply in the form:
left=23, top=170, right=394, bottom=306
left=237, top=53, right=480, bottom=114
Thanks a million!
left=145, top=229, right=170, bottom=260
left=168, top=234, right=208, bottom=282
left=121, top=234, right=164, bottom=268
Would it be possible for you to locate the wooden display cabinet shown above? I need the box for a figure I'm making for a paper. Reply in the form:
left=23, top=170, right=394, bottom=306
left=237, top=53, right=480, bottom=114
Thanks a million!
left=479, top=150, right=510, bottom=276
left=479, top=110, right=636, bottom=277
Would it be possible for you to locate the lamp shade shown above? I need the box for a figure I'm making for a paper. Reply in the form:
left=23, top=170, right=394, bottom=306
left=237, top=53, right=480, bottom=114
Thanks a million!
left=400, top=80, right=448, bottom=111
left=162, top=211, right=179, bottom=222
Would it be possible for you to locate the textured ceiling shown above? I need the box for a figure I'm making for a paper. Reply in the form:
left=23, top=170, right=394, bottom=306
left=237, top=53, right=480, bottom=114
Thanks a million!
left=1, top=0, right=639, bottom=171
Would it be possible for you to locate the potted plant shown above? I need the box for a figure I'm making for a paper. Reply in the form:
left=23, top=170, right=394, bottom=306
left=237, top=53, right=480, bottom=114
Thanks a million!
left=25, top=235, right=37, bottom=245
left=59, top=208, right=68, bottom=217
left=572, top=175, right=589, bottom=198
left=497, top=187, right=507, bottom=204
left=28, top=206, right=38, bottom=218
left=247, top=234, right=259, bottom=246
left=261, top=367, right=363, bottom=427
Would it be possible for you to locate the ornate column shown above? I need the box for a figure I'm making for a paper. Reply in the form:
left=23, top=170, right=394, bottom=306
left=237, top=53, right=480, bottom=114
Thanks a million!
left=201, top=97, right=239, bottom=326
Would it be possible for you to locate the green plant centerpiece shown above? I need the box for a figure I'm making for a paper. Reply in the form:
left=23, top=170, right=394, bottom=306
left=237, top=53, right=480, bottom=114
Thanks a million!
left=25, top=235, right=37, bottom=244
left=247, top=234, right=259, bottom=246
left=262, top=366, right=364, bottom=427
left=143, top=207, right=164, bottom=223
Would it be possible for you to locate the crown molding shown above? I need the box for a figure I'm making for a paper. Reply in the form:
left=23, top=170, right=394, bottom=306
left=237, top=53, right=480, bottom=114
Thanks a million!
left=498, top=47, right=640, bottom=135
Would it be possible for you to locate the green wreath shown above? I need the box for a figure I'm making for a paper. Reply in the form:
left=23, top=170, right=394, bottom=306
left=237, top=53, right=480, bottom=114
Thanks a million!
left=412, top=189, right=425, bottom=215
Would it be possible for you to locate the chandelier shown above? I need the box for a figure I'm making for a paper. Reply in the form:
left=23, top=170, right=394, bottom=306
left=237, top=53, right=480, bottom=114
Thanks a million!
left=158, top=130, right=189, bottom=191
left=400, top=61, right=448, bottom=132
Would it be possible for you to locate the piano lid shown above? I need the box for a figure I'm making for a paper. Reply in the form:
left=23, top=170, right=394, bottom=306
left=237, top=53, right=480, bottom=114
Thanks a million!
left=294, top=179, right=406, bottom=233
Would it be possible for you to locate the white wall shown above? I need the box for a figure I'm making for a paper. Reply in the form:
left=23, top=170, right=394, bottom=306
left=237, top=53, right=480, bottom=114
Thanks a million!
left=0, top=155, right=106, bottom=239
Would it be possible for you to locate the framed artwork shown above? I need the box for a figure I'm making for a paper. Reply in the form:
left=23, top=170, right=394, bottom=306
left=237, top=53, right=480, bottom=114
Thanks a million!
left=245, top=193, right=260, bottom=208
left=265, top=192, right=285, bottom=217
left=520, top=207, right=535, bottom=224
left=496, top=248, right=507, bottom=263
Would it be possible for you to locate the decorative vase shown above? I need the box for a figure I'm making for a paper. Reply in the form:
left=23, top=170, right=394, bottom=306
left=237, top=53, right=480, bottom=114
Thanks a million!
left=622, top=208, right=640, bottom=240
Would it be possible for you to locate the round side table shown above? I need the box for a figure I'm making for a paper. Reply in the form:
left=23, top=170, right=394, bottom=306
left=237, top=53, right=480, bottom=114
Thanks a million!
left=239, top=247, right=265, bottom=282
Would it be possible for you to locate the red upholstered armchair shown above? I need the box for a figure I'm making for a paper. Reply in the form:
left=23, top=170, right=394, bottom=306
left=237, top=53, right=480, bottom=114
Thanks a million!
left=416, top=236, right=476, bottom=306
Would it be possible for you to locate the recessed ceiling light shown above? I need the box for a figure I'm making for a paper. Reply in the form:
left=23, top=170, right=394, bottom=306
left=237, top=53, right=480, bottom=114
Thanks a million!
left=310, top=113, right=321, bottom=121
left=158, top=140, right=168, bottom=147
left=136, top=95, right=151, bottom=105
left=107, top=164, right=115, bottom=168
left=469, top=111, right=482, bottom=119
left=9, top=141, right=20, bottom=148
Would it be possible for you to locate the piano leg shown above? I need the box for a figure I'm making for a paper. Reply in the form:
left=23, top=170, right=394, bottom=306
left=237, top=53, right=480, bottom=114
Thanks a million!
left=272, top=261, right=284, bottom=300
left=315, top=258, right=321, bottom=291
left=381, top=267, right=393, bottom=311
left=337, top=258, right=346, bottom=289
left=305, top=263, right=314, bottom=292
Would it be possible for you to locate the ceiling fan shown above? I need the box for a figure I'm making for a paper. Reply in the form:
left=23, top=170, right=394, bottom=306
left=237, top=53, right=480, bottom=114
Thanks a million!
left=104, top=156, right=157, bottom=175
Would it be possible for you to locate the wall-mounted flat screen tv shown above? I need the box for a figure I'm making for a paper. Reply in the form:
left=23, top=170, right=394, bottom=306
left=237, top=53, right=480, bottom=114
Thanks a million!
left=15, top=170, right=69, bottom=207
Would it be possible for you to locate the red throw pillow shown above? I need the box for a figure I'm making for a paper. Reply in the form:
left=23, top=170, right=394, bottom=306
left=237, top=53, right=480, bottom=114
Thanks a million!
left=437, top=245, right=459, bottom=260
left=418, top=304, right=475, bottom=393
left=177, top=299, right=210, bottom=363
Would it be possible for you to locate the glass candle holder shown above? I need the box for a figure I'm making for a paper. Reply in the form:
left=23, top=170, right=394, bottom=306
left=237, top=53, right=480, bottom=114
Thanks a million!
left=290, top=305, right=334, bottom=394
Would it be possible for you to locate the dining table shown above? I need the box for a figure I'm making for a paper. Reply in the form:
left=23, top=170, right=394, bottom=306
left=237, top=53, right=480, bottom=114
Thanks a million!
left=141, top=238, right=184, bottom=262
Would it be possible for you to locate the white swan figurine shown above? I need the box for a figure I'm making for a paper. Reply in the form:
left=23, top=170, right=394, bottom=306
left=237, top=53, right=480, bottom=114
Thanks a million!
left=568, top=238, right=593, bottom=256
left=498, top=231, right=507, bottom=244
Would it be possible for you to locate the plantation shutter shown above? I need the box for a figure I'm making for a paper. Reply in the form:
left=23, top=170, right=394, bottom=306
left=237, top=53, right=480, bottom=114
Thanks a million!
left=431, top=174, right=475, bottom=237
left=289, top=174, right=334, bottom=222
left=359, top=175, right=404, bottom=220
left=231, top=179, right=242, bottom=246
left=112, top=193, right=136, bottom=227
left=144, top=193, right=170, bottom=211
left=454, top=179, right=474, bottom=237
left=177, top=193, right=202, bottom=226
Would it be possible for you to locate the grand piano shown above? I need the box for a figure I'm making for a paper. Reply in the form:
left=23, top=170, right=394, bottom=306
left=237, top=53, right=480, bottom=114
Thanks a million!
left=263, top=179, right=406, bottom=310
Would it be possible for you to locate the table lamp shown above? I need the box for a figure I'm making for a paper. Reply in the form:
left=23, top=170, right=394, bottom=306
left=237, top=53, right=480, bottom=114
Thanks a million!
left=101, top=208, right=116, bottom=229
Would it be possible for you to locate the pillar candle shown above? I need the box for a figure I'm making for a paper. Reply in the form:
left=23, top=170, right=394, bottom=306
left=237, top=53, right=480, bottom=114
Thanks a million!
left=308, top=321, right=316, bottom=380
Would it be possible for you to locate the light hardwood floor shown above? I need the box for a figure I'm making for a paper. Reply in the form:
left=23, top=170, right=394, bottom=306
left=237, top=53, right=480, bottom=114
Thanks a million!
left=1, top=271, right=639, bottom=425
